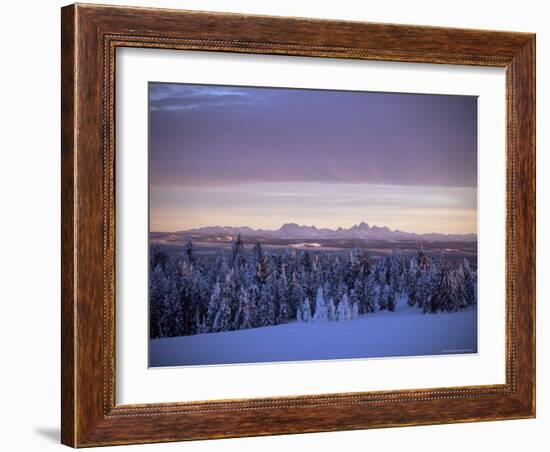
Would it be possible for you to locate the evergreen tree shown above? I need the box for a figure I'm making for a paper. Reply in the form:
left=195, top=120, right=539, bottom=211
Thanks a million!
left=387, top=286, right=396, bottom=311
left=383, top=255, right=391, bottom=286
left=259, top=274, right=277, bottom=326
left=175, top=261, right=197, bottom=336
left=300, top=251, right=316, bottom=303
left=278, top=298, right=290, bottom=324
left=212, top=294, right=231, bottom=332
left=223, top=269, right=239, bottom=326
left=417, top=247, right=429, bottom=270
left=163, top=271, right=183, bottom=336
left=231, top=233, right=246, bottom=269
left=248, top=283, right=262, bottom=328
left=301, top=251, right=313, bottom=274
left=150, top=263, right=168, bottom=338
left=416, top=266, right=432, bottom=310
left=287, top=270, right=304, bottom=319
left=363, top=272, right=376, bottom=313
left=185, top=240, right=194, bottom=264
left=296, top=306, right=302, bottom=322
left=313, top=287, right=328, bottom=322
left=326, top=296, right=336, bottom=321
left=190, top=262, right=209, bottom=333
left=283, top=247, right=298, bottom=277
left=206, top=281, right=222, bottom=332
left=150, top=247, right=168, bottom=272
left=407, top=258, right=418, bottom=306
left=390, top=250, right=404, bottom=293
left=358, top=249, right=372, bottom=276
left=234, top=286, right=252, bottom=330
left=343, top=248, right=360, bottom=288
left=373, top=262, right=384, bottom=286
left=349, top=287, right=360, bottom=314
left=337, top=293, right=352, bottom=321
left=195, top=311, right=207, bottom=334
left=251, top=242, right=268, bottom=284
left=277, top=264, right=290, bottom=323
left=351, top=300, right=359, bottom=319
left=426, top=262, right=457, bottom=313
left=460, top=259, right=476, bottom=306
left=297, top=297, right=312, bottom=322
left=377, top=284, right=389, bottom=311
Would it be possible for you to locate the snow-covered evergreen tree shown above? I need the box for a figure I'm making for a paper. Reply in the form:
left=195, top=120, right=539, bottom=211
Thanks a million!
left=312, top=287, right=328, bottom=322
left=206, top=281, right=222, bottom=332
left=163, top=274, right=183, bottom=336
left=276, top=265, right=290, bottom=323
left=300, top=251, right=317, bottom=305
left=359, top=272, right=375, bottom=313
left=425, top=262, right=457, bottom=313
left=417, top=247, right=429, bottom=270
left=297, top=297, right=312, bottom=322
left=358, top=249, right=372, bottom=277
left=415, top=266, right=432, bottom=309
left=150, top=263, right=168, bottom=338
left=351, top=301, right=359, bottom=320
left=283, top=247, right=298, bottom=277
left=278, top=293, right=290, bottom=324
left=185, top=240, right=194, bottom=264
left=337, top=293, right=352, bottom=321
left=287, top=270, right=304, bottom=319
left=234, top=286, right=252, bottom=330
left=459, top=259, right=476, bottom=307
left=212, top=285, right=231, bottom=332
left=407, top=258, right=418, bottom=306
left=384, top=256, right=392, bottom=286
left=248, top=283, right=262, bottom=328
left=387, top=286, right=396, bottom=312
left=326, top=296, right=336, bottom=321
left=259, top=279, right=276, bottom=327
left=195, top=312, right=207, bottom=335
left=253, top=242, right=269, bottom=284
left=343, top=248, right=360, bottom=288
left=377, top=284, right=396, bottom=312
left=349, top=286, right=359, bottom=313
left=231, top=233, right=246, bottom=269
left=390, top=250, right=405, bottom=294
left=150, top=247, right=168, bottom=273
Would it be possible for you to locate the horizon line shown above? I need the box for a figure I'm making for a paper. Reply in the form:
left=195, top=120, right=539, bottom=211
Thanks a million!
left=149, top=221, right=477, bottom=237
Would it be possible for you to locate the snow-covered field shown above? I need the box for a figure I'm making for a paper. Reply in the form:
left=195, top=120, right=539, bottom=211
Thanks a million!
left=149, top=300, right=477, bottom=367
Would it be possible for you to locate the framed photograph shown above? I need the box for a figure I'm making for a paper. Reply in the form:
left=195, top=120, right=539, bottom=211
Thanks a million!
left=61, top=3, right=536, bottom=447
left=146, top=82, right=480, bottom=368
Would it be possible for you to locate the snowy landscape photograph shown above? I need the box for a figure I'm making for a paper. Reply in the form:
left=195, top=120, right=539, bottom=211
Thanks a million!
left=148, top=82, right=478, bottom=367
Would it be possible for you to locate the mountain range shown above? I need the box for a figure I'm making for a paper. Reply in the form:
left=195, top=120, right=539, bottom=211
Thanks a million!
left=182, top=221, right=476, bottom=242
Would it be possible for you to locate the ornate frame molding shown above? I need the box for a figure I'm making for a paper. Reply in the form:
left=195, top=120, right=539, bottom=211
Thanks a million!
left=62, top=4, right=535, bottom=447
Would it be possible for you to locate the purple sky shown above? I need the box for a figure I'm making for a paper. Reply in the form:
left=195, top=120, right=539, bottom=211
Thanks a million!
left=149, top=82, right=477, bottom=234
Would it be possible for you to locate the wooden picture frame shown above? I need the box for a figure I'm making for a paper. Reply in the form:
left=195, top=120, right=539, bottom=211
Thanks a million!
left=61, top=3, right=536, bottom=447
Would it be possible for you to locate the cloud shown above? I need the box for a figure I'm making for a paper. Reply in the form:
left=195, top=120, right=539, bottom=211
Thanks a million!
left=149, top=83, right=261, bottom=112
left=149, top=84, right=477, bottom=188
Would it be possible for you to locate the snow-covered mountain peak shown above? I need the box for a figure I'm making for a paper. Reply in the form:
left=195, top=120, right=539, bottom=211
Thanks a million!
left=183, top=221, right=476, bottom=242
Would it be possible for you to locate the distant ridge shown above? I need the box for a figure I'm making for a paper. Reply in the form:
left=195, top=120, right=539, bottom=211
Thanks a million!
left=180, top=221, right=476, bottom=242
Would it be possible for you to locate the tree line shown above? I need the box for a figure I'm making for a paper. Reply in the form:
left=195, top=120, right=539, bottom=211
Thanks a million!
left=150, top=235, right=477, bottom=339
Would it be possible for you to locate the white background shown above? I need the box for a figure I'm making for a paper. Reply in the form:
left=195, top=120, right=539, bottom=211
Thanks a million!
left=117, top=49, right=505, bottom=404
left=0, top=1, right=546, bottom=451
